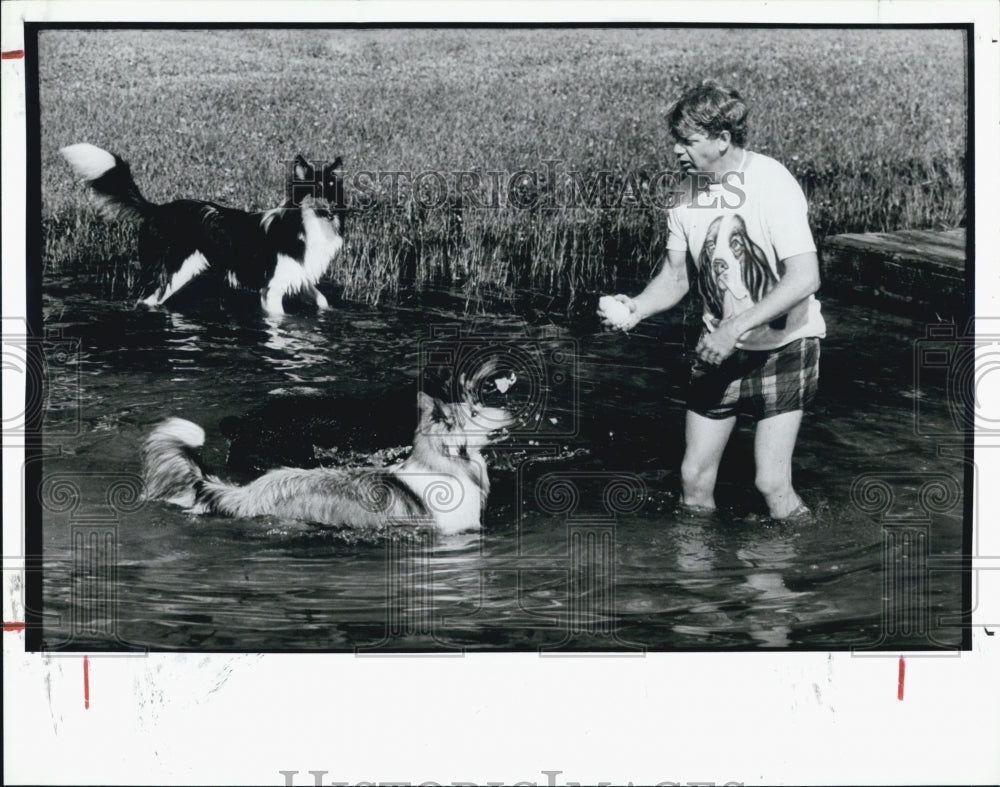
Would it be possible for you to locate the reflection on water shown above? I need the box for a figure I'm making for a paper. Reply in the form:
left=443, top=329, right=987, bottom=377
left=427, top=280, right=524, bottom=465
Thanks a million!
left=37, top=284, right=966, bottom=651
left=261, top=316, right=335, bottom=375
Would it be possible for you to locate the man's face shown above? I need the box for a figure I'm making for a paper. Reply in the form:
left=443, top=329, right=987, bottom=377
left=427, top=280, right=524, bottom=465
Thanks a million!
left=672, top=129, right=726, bottom=175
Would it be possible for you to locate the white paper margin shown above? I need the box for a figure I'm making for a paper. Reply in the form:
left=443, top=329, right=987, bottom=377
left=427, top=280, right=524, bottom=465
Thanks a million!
left=3, top=2, right=999, bottom=785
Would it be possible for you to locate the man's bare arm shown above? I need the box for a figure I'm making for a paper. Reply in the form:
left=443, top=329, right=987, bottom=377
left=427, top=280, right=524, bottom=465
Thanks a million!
left=729, top=251, right=820, bottom=336
left=599, top=248, right=690, bottom=331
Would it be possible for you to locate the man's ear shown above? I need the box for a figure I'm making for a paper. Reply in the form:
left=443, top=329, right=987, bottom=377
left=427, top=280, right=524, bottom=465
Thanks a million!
left=715, top=130, right=732, bottom=154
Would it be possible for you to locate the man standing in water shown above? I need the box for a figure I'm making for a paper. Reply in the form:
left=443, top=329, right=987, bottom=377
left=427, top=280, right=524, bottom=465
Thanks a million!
left=599, top=80, right=825, bottom=519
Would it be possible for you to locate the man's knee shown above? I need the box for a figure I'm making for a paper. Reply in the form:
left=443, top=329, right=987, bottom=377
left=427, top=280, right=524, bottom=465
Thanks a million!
left=755, top=467, right=791, bottom=498
left=682, top=457, right=716, bottom=492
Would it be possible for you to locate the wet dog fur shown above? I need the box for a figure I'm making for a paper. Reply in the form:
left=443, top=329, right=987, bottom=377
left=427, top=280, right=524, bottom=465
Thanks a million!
left=142, top=392, right=514, bottom=534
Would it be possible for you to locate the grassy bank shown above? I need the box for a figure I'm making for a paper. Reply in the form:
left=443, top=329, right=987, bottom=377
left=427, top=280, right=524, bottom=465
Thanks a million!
left=38, top=27, right=967, bottom=308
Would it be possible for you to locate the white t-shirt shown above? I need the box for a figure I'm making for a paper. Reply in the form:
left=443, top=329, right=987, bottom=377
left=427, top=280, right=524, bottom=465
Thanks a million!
left=666, top=151, right=826, bottom=351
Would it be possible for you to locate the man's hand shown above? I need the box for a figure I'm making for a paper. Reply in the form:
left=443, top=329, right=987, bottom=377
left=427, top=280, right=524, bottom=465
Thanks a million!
left=598, top=294, right=641, bottom=332
left=597, top=248, right=690, bottom=333
left=696, top=319, right=742, bottom=364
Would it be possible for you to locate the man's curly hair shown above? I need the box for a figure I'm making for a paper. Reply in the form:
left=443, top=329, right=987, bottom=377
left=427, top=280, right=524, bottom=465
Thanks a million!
left=668, top=80, right=748, bottom=146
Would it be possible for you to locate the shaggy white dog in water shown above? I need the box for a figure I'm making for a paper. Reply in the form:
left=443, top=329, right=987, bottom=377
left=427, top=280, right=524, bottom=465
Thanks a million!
left=142, top=391, right=514, bottom=535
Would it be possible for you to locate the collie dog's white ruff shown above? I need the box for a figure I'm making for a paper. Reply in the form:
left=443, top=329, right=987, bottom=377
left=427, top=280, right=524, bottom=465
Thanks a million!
left=142, top=393, right=513, bottom=534
left=60, top=142, right=344, bottom=316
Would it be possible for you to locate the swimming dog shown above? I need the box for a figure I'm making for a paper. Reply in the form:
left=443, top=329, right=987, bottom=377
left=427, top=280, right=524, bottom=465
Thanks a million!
left=60, top=144, right=344, bottom=315
left=142, top=392, right=515, bottom=534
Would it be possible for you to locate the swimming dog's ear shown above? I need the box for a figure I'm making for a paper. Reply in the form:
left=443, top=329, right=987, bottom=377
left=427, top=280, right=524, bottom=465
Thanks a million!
left=292, top=155, right=313, bottom=181
left=418, top=391, right=452, bottom=424
left=418, top=391, right=437, bottom=418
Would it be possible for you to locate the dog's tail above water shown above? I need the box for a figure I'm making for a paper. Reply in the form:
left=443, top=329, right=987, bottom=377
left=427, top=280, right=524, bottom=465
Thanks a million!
left=60, top=143, right=152, bottom=223
left=143, top=417, right=328, bottom=521
left=143, top=417, right=211, bottom=509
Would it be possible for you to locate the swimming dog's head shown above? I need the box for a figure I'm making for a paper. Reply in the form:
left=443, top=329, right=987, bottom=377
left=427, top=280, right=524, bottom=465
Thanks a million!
left=414, top=391, right=515, bottom=458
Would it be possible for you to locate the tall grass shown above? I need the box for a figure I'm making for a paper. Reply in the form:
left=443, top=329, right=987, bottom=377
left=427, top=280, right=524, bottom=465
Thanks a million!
left=38, top=28, right=967, bottom=310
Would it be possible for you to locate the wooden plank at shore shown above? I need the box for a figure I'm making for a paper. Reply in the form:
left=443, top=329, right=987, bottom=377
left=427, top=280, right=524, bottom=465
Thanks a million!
left=823, top=229, right=966, bottom=271
left=819, top=228, right=967, bottom=318
left=825, top=229, right=965, bottom=252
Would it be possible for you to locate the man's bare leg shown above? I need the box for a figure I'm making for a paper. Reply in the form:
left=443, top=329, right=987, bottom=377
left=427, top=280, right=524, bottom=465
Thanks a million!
left=680, top=410, right=737, bottom=510
left=753, top=409, right=807, bottom=519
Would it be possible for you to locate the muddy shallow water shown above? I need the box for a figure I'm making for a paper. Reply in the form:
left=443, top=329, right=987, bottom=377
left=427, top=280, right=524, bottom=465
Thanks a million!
left=36, top=278, right=965, bottom=651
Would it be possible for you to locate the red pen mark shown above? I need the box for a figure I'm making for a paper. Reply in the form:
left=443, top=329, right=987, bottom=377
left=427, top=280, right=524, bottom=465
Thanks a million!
left=2, top=50, right=25, bottom=60
left=3, top=621, right=26, bottom=633
left=83, top=656, right=90, bottom=709
left=897, top=655, right=906, bottom=701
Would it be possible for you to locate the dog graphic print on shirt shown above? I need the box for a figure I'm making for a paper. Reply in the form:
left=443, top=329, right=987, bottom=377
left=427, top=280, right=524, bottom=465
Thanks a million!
left=696, top=213, right=779, bottom=326
left=665, top=152, right=826, bottom=351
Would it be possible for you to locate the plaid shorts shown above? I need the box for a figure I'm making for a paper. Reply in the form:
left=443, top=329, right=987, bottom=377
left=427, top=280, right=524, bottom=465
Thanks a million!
left=686, top=337, right=820, bottom=420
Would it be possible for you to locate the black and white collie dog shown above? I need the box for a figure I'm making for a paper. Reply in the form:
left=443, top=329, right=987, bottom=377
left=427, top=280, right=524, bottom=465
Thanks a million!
left=60, top=143, right=345, bottom=315
left=142, top=392, right=514, bottom=534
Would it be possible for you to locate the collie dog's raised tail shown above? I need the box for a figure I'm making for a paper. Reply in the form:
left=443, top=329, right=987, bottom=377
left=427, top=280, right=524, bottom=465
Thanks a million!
left=60, top=143, right=152, bottom=223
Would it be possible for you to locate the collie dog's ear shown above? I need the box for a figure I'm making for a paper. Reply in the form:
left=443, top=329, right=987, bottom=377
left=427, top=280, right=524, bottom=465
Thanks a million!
left=324, top=157, right=346, bottom=213
left=325, top=157, right=344, bottom=178
left=292, top=155, right=313, bottom=181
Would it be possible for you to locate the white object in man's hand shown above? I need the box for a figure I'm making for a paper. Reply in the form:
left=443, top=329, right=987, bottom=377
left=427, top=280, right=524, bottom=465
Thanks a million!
left=598, top=295, right=635, bottom=330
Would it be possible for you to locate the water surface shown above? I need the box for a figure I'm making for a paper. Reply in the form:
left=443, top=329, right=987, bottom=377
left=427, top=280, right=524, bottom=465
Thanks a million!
left=38, top=279, right=965, bottom=651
